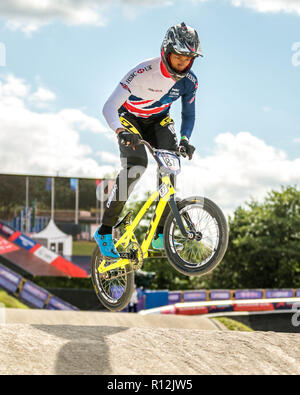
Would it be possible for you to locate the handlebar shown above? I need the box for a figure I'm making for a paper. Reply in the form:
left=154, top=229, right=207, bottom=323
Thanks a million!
left=138, top=139, right=188, bottom=158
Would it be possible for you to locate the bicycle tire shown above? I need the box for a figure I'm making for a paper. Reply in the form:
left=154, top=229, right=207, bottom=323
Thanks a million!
left=91, top=245, right=134, bottom=312
left=163, top=196, right=229, bottom=276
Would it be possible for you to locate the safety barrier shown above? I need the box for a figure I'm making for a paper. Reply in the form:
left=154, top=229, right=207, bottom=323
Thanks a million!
left=138, top=288, right=300, bottom=314
left=139, top=297, right=300, bottom=316
left=168, top=288, right=300, bottom=304
left=0, top=263, right=78, bottom=310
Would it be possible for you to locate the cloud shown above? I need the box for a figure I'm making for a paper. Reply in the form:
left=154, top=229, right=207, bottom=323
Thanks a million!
left=28, top=87, right=56, bottom=108
left=126, top=131, right=300, bottom=216
left=179, top=131, right=300, bottom=215
left=0, top=73, right=113, bottom=178
left=0, top=0, right=173, bottom=33
left=231, top=0, right=300, bottom=16
left=0, top=0, right=107, bottom=33
left=97, top=151, right=120, bottom=164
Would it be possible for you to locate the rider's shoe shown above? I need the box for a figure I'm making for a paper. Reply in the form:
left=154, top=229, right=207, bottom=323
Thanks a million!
left=152, top=234, right=164, bottom=250
left=152, top=234, right=183, bottom=250
left=94, top=230, right=120, bottom=259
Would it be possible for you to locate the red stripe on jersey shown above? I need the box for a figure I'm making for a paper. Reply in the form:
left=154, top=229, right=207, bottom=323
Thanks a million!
left=124, top=101, right=171, bottom=116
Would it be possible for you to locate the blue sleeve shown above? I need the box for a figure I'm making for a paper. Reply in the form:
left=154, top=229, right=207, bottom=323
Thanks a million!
left=180, top=74, right=198, bottom=140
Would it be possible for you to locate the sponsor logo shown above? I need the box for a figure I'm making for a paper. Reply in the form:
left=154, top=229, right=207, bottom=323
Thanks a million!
left=169, top=88, right=180, bottom=97
left=119, top=116, right=142, bottom=137
left=148, top=88, right=163, bottom=93
left=186, top=72, right=197, bottom=85
left=125, top=65, right=152, bottom=84
left=34, top=246, right=58, bottom=264
left=106, top=183, right=118, bottom=208
left=160, top=116, right=173, bottom=127
left=120, top=83, right=131, bottom=92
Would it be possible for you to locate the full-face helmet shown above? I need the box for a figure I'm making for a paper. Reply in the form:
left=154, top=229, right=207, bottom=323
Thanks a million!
left=161, top=22, right=203, bottom=81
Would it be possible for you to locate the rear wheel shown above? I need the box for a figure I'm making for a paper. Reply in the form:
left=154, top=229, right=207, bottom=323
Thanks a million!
left=164, top=196, right=228, bottom=276
left=91, top=245, right=134, bottom=311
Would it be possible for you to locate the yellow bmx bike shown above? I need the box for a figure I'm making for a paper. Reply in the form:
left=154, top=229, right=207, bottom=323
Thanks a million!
left=91, top=140, right=229, bottom=311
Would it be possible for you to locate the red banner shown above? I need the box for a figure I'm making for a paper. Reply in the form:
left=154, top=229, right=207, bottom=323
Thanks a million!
left=0, top=235, right=20, bottom=255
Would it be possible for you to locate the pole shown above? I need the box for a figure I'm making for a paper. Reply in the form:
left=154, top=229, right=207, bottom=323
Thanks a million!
left=25, top=176, right=29, bottom=233
left=75, top=179, right=79, bottom=225
left=100, top=187, right=104, bottom=224
left=96, top=195, right=99, bottom=226
left=51, top=177, right=55, bottom=221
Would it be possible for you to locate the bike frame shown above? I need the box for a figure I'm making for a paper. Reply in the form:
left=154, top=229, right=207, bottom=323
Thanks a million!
left=97, top=174, right=175, bottom=274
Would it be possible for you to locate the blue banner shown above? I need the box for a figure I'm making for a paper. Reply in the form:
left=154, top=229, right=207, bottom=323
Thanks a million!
left=266, top=289, right=294, bottom=298
left=0, top=264, right=22, bottom=293
left=19, top=281, right=49, bottom=308
left=210, top=290, right=231, bottom=300
left=46, top=177, right=52, bottom=191
left=235, top=290, right=263, bottom=299
left=168, top=291, right=182, bottom=304
left=183, top=291, right=207, bottom=302
left=13, top=234, right=37, bottom=251
left=70, top=178, right=78, bottom=191
left=46, top=295, right=78, bottom=310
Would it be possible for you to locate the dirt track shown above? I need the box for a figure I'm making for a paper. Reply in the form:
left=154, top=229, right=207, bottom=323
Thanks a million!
left=1, top=309, right=300, bottom=375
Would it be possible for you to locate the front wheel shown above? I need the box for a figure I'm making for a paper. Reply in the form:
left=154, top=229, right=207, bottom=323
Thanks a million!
left=91, top=245, right=134, bottom=311
left=163, top=196, right=229, bottom=276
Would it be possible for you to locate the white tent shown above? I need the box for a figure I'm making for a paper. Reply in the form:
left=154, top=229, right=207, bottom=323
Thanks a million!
left=32, top=219, right=72, bottom=256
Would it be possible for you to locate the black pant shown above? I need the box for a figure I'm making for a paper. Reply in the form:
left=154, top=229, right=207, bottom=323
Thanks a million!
left=101, top=111, right=178, bottom=232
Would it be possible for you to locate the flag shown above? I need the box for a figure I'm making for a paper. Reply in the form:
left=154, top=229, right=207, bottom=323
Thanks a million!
left=70, top=178, right=78, bottom=191
left=46, top=177, right=52, bottom=191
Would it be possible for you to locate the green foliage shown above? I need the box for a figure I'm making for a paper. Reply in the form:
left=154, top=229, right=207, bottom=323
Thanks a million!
left=214, top=317, right=254, bottom=332
left=0, top=289, right=29, bottom=309
left=203, top=185, right=300, bottom=289
left=34, top=276, right=91, bottom=290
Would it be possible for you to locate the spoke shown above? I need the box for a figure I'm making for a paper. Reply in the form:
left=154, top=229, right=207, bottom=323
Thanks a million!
left=171, top=205, right=220, bottom=266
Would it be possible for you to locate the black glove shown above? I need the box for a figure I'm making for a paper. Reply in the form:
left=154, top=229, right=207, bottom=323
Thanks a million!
left=118, top=131, right=140, bottom=148
left=179, top=138, right=195, bottom=160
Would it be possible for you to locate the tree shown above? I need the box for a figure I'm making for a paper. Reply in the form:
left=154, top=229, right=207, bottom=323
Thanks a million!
left=203, top=185, right=300, bottom=289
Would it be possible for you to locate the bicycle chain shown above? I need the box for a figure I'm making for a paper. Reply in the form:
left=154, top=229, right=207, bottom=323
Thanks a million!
left=99, top=241, right=143, bottom=280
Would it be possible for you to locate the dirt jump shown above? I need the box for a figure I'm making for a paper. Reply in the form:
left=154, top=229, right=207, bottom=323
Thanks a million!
left=0, top=309, right=299, bottom=375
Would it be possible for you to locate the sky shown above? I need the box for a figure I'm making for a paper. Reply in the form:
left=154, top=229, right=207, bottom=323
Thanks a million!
left=0, top=0, right=300, bottom=215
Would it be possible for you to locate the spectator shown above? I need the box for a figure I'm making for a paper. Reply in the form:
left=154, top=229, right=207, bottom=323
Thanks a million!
left=128, top=284, right=138, bottom=313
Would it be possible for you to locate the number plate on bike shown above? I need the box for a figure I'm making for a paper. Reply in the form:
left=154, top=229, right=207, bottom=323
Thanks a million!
left=156, top=150, right=181, bottom=175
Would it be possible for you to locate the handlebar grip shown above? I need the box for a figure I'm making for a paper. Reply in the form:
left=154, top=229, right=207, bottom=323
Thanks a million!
left=179, top=146, right=187, bottom=158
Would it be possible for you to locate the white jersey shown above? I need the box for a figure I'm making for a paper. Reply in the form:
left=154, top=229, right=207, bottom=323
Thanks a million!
left=102, top=56, right=198, bottom=139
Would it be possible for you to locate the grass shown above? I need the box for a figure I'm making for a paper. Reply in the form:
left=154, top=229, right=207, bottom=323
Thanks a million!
left=72, top=240, right=95, bottom=256
left=214, top=317, right=254, bottom=332
left=0, top=289, right=29, bottom=309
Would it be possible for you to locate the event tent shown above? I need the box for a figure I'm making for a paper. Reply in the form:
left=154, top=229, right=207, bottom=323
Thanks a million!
left=32, top=219, right=72, bottom=256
